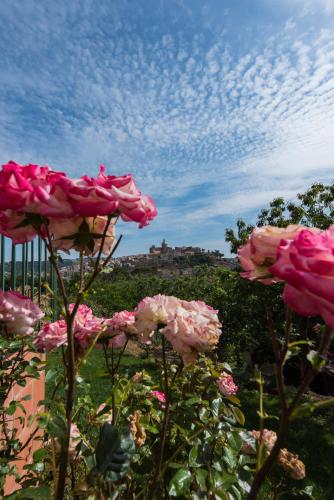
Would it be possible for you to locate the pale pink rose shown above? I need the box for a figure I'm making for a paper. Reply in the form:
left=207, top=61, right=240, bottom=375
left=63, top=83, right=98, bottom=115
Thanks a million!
left=100, top=310, right=136, bottom=348
left=0, top=290, right=44, bottom=336
left=270, top=227, right=334, bottom=329
left=104, top=310, right=136, bottom=333
left=217, top=371, right=238, bottom=396
left=0, top=210, right=41, bottom=244
left=34, top=319, right=67, bottom=351
left=161, top=299, right=221, bottom=364
left=35, top=304, right=104, bottom=353
left=69, top=304, right=104, bottom=350
left=238, top=225, right=306, bottom=284
left=59, top=165, right=157, bottom=226
left=0, top=161, right=73, bottom=217
left=49, top=216, right=116, bottom=255
left=151, top=391, right=166, bottom=403
left=134, top=295, right=181, bottom=343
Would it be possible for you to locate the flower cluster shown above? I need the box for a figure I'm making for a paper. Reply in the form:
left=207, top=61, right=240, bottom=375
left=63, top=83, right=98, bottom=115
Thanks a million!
left=238, top=225, right=334, bottom=329
left=133, top=295, right=222, bottom=364
left=217, top=371, right=238, bottom=396
left=34, top=304, right=104, bottom=353
left=0, top=161, right=157, bottom=254
left=0, top=290, right=44, bottom=337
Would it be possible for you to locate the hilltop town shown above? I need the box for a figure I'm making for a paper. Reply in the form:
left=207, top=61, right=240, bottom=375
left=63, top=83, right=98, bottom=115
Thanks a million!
left=59, top=240, right=237, bottom=280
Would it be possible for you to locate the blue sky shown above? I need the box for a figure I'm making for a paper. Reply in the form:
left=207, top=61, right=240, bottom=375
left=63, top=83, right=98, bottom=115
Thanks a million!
left=0, top=0, right=334, bottom=257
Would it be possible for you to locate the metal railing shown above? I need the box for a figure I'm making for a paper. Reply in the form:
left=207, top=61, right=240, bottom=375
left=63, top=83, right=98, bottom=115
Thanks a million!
left=0, top=235, right=58, bottom=318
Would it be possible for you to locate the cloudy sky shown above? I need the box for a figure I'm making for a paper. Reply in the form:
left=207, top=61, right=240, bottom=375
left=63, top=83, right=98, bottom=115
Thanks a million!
left=1, top=0, right=334, bottom=256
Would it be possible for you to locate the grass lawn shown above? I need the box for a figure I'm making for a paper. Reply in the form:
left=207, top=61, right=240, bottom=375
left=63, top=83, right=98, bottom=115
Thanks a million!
left=46, top=350, right=334, bottom=499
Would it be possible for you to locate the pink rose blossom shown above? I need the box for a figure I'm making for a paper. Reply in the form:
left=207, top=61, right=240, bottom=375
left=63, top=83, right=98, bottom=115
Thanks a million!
left=49, top=216, right=116, bottom=255
left=0, top=290, right=44, bottom=336
left=151, top=391, right=166, bottom=403
left=217, top=371, right=238, bottom=396
left=34, top=319, right=67, bottom=351
left=161, top=299, right=222, bottom=364
left=69, top=304, right=104, bottom=350
left=270, top=227, right=334, bottom=330
left=35, top=304, right=104, bottom=353
left=134, top=295, right=181, bottom=343
left=0, top=210, right=41, bottom=244
left=59, top=166, right=157, bottom=226
left=100, top=310, right=136, bottom=348
left=0, top=161, right=73, bottom=217
left=238, top=225, right=306, bottom=284
left=133, top=295, right=222, bottom=364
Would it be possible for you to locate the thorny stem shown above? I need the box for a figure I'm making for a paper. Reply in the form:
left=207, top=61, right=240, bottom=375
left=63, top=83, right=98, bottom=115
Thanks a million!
left=149, top=341, right=183, bottom=499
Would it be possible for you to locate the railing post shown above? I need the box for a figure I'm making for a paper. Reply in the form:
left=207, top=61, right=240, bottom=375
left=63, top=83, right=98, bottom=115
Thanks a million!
left=1, top=235, right=5, bottom=290
left=30, top=241, right=34, bottom=301
left=38, top=237, right=42, bottom=306
left=11, top=243, right=16, bottom=290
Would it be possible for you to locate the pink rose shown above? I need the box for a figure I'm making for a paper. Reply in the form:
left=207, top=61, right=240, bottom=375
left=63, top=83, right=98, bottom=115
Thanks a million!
left=0, top=210, right=41, bottom=243
left=35, top=304, right=104, bottom=353
left=100, top=310, right=136, bottom=348
left=0, top=161, right=73, bottom=217
left=134, top=295, right=181, bottom=343
left=49, top=216, right=116, bottom=255
left=217, top=371, right=238, bottom=396
left=161, top=299, right=222, bottom=364
left=270, top=227, right=334, bottom=329
left=0, top=290, right=44, bottom=336
left=69, top=304, right=104, bottom=350
left=151, top=391, right=166, bottom=403
left=59, top=166, right=157, bottom=226
left=34, top=319, right=67, bottom=351
left=133, top=295, right=222, bottom=364
left=238, top=225, right=305, bottom=284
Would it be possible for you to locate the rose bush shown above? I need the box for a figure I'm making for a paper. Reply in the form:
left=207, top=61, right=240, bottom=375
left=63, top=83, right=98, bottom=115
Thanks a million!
left=0, top=160, right=330, bottom=500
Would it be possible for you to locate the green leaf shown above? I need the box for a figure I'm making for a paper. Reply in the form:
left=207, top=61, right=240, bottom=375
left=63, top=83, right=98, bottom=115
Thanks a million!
left=5, top=485, right=51, bottom=499
left=168, top=468, right=192, bottom=497
left=227, top=395, right=240, bottom=405
left=45, top=368, right=59, bottom=384
left=6, top=402, right=17, bottom=415
left=211, top=397, right=221, bottom=418
left=231, top=406, right=245, bottom=426
left=94, top=423, right=135, bottom=483
left=33, top=448, right=47, bottom=462
left=195, top=468, right=208, bottom=492
left=222, top=447, right=237, bottom=469
left=189, top=445, right=199, bottom=467
left=46, top=413, right=67, bottom=440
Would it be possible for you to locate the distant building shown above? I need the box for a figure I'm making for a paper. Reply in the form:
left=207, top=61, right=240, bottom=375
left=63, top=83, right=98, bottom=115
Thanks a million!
left=106, top=240, right=235, bottom=277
